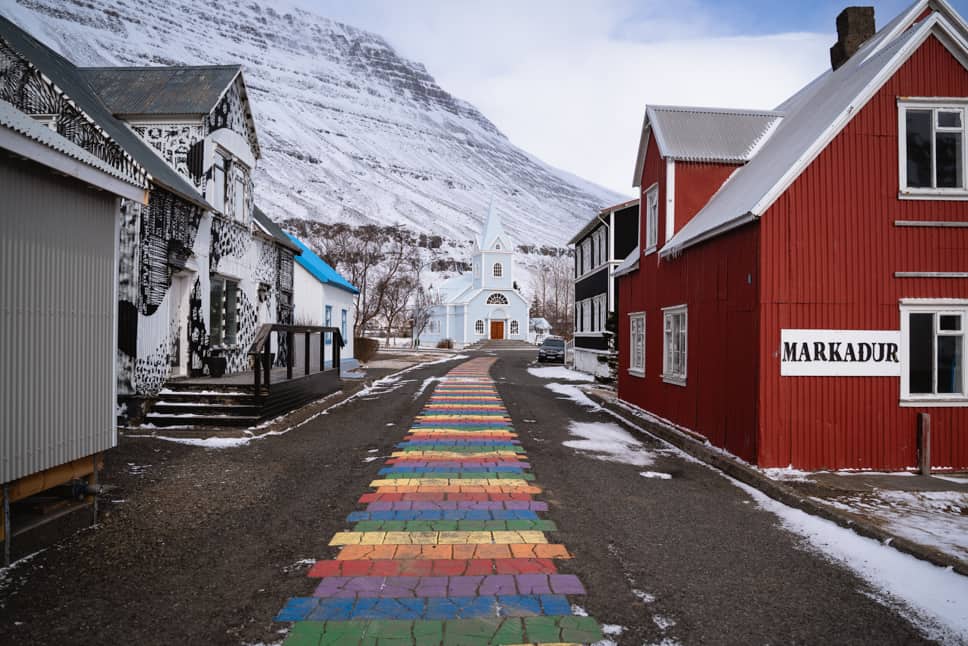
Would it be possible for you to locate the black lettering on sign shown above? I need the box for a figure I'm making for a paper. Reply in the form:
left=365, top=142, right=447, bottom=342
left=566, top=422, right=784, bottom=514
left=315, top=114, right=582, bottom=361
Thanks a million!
left=799, top=343, right=811, bottom=362
left=783, top=342, right=800, bottom=362
left=887, top=343, right=899, bottom=363
left=828, top=342, right=843, bottom=362
left=813, top=342, right=827, bottom=362
left=858, top=343, right=872, bottom=362
left=844, top=344, right=857, bottom=362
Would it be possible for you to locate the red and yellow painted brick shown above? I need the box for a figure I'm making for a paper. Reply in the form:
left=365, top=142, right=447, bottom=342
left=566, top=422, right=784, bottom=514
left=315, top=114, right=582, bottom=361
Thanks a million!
left=274, top=358, right=603, bottom=645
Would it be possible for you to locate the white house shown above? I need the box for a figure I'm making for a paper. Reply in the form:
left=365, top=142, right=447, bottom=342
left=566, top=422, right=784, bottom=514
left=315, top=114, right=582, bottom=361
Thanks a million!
left=288, top=233, right=359, bottom=367
left=420, top=206, right=529, bottom=348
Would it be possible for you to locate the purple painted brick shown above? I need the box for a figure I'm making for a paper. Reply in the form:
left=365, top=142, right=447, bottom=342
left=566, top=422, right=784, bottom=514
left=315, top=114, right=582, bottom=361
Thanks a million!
left=515, top=574, right=552, bottom=595
left=549, top=574, right=586, bottom=595
left=447, top=575, right=484, bottom=597
left=479, top=575, right=517, bottom=596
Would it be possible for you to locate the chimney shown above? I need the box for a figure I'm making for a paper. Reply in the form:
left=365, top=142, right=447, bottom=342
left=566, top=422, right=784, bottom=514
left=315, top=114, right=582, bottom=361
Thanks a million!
left=829, top=6, right=875, bottom=70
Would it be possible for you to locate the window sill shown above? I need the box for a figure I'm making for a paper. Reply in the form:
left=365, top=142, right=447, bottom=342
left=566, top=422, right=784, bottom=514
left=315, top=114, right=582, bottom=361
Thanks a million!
left=662, top=374, right=687, bottom=387
left=899, top=398, right=968, bottom=407
left=898, top=190, right=968, bottom=201
left=643, top=246, right=657, bottom=256
left=627, top=368, right=645, bottom=378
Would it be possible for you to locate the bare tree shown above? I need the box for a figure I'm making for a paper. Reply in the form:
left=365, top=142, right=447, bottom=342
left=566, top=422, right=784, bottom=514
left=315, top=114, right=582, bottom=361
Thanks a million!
left=532, top=252, right=574, bottom=339
left=378, top=273, right=418, bottom=347
left=410, top=286, right=441, bottom=347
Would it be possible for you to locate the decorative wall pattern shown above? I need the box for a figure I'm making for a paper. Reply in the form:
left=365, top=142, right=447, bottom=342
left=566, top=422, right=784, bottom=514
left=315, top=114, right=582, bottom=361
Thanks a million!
left=223, top=289, right=258, bottom=374
left=133, top=335, right=171, bottom=396
left=210, top=216, right=251, bottom=271
left=139, top=188, right=203, bottom=315
left=188, top=277, right=209, bottom=374
left=206, top=77, right=256, bottom=152
left=133, top=123, right=206, bottom=186
left=0, top=40, right=143, bottom=182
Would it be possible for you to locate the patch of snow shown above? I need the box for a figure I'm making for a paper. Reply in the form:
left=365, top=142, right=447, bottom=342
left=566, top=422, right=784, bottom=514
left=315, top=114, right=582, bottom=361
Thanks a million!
left=563, top=421, right=654, bottom=468
left=632, top=589, right=656, bottom=603
left=640, top=471, right=672, bottom=480
left=653, top=615, right=676, bottom=631
left=127, top=463, right=150, bottom=475
left=527, top=366, right=595, bottom=382
left=601, top=624, right=625, bottom=636
left=282, top=559, right=316, bottom=573
left=730, top=478, right=968, bottom=643
left=761, top=466, right=815, bottom=482
left=570, top=604, right=589, bottom=616
left=386, top=423, right=396, bottom=427
left=363, top=457, right=384, bottom=463
left=545, top=383, right=601, bottom=410
left=147, top=435, right=253, bottom=448
left=820, top=490, right=968, bottom=562
left=413, top=376, right=442, bottom=400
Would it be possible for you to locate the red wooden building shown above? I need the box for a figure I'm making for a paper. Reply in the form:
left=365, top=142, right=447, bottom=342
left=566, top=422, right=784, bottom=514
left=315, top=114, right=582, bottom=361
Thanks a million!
left=616, top=0, right=968, bottom=471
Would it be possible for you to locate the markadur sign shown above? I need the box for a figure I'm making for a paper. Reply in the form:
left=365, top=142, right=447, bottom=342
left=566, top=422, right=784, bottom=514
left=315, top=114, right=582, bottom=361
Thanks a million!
left=780, top=329, right=901, bottom=377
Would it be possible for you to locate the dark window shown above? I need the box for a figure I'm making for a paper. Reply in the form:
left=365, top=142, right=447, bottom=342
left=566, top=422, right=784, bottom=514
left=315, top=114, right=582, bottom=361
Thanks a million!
left=906, top=110, right=932, bottom=188
left=909, top=313, right=933, bottom=393
left=908, top=311, right=964, bottom=396
left=210, top=276, right=239, bottom=346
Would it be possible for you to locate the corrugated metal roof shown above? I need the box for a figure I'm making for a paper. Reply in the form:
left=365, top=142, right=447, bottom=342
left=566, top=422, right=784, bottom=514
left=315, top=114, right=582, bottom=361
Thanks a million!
left=0, top=98, right=140, bottom=186
left=0, top=16, right=210, bottom=210
left=648, top=105, right=783, bottom=163
left=664, top=1, right=968, bottom=255
left=287, top=233, right=360, bottom=295
left=78, top=66, right=240, bottom=116
left=252, top=206, right=301, bottom=254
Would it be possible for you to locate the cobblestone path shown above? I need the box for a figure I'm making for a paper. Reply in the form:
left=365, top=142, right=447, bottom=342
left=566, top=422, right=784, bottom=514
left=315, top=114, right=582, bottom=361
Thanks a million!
left=274, top=358, right=603, bottom=645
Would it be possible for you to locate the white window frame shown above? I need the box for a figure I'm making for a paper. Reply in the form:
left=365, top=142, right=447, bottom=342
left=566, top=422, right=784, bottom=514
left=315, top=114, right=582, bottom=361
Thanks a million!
left=475, top=319, right=485, bottom=335
left=900, top=299, right=968, bottom=406
left=898, top=99, right=968, bottom=200
left=212, top=152, right=227, bottom=214
left=662, top=305, right=687, bottom=385
left=582, top=298, right=591, bottom=332
left=492, top=262, right=503, bottom=278
left=629, top=312, right=645, bottom=377
left=644, top=183, right=659, bottom=254
left=510, top=320, right=520, bottom=335
left=486, top=293, right=509, bottom=305
left=599, top=294, right=607, bottom=331
left=209, top=275, right=239, bottom=347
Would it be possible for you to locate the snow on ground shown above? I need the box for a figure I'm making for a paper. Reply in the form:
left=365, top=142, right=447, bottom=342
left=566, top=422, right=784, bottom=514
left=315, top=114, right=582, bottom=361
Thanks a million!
left=821, top=490, right=968, bottom=562
left=731, top=479, right=968, bottom=643
left=640, top=471, right=672, bottom=480
left=545, top=382, right=601, bottom=410
left=564, top=421, right=655, bottom=468
left=527, top=365, right=595, bottom=382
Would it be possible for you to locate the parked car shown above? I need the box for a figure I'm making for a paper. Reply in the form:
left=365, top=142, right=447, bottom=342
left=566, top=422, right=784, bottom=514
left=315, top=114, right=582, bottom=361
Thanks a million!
left=537, top=337, right=566, bottom=363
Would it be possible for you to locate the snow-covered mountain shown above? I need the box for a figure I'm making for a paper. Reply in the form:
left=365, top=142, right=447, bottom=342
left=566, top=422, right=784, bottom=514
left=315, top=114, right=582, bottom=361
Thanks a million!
left=1, top=0, right=624, bottom=250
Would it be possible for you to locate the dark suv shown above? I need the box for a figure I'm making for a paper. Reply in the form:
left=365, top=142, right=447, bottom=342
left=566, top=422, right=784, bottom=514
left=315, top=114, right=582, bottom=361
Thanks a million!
left=537, top=337, right=565, bottom=363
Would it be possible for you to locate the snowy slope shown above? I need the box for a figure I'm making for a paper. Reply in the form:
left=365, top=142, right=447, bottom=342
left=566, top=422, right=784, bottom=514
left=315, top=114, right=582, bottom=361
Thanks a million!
left=1, top=0, right=624, bottom=249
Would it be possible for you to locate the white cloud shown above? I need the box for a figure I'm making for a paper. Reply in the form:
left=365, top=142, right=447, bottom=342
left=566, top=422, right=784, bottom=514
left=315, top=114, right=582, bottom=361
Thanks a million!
left=298, top=1, right=833, bottom=194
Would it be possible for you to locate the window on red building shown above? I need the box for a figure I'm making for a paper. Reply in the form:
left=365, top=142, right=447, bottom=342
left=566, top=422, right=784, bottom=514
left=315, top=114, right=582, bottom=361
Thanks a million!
left=901, top=302, right=966, bottom=402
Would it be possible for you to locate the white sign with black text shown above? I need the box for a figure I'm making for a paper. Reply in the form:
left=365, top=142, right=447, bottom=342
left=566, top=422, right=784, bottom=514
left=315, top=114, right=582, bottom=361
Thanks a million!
left=780, top=329, right=902, bottom=377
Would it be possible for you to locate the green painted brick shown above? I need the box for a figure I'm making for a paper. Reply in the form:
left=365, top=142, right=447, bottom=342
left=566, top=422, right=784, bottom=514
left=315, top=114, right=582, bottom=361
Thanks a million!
left=557, top=616, right=604, bottom=643
left=283, top=621, right=325, bottom=646
left=522, top=616, right=561, bottom=643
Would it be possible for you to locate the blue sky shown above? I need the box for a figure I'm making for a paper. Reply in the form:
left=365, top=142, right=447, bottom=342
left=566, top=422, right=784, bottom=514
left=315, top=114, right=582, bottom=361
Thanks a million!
left=298, top=1, right=968, bottom=194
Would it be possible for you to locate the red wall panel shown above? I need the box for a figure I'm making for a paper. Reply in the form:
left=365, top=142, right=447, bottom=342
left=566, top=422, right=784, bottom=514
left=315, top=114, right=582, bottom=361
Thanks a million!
left=758, top=35, right=968, bottom=470
left=674, top=162, right=737, bottom=233
left=617, top=137, right=760, bottom=462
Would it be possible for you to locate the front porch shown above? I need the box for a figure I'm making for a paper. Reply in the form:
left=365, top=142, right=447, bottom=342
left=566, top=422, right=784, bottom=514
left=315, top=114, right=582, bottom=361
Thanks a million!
left=147, top=325, right=346, bottom=428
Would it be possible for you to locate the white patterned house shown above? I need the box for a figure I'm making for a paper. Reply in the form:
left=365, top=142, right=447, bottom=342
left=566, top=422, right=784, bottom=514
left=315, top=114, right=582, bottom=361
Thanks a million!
left=420, top=206, right=529, bottom=348
left=75, top=66, right=301, bottom=412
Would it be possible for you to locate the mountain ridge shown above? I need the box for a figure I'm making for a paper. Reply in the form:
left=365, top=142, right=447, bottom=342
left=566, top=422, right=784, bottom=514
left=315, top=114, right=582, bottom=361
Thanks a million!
left=1, top=0, right=625, bottom=251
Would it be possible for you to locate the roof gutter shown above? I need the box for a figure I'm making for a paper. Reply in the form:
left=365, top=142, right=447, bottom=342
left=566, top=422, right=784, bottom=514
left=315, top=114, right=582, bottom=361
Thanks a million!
left=660, top=211, right=757, bottom=258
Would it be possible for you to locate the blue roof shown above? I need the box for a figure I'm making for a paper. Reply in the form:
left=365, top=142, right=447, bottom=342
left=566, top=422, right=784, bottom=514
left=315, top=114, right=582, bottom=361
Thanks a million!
left=286, top=233, right=359, bottom=295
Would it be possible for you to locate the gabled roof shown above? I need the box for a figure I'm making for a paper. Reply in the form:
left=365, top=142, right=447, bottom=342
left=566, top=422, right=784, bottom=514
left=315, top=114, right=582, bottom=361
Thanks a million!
left=286, top=233, right=359, bottom=295
left=252, top=207, right=301, bottom=254
left=637, top=105, right=782, bottom=174
left=663, top=0, right=968, bottom=255
left=0, top=16, right=210, bottom=210
left=568, top=197, right=641, bottom=246
left=0, top=98, right=136, bottom=186
left=79, top=66, right=242, bottom=117
left=79, top=65, right=261, bottom=158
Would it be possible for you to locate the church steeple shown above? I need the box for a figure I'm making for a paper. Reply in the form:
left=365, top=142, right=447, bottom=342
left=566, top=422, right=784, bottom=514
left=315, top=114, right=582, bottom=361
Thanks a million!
left=478, top=200, right=511, bottom=251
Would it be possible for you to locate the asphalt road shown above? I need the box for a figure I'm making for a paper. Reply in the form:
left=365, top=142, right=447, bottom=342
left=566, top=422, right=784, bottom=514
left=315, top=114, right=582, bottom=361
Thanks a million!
left=0, top=348, right=933, bottom=645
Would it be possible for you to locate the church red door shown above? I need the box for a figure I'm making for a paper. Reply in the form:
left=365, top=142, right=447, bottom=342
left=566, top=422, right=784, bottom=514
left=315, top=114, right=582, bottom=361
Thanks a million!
left=490, top=320, right=505, bottom=339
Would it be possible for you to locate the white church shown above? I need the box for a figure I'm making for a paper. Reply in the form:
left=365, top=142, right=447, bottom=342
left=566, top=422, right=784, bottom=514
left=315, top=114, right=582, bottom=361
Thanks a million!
left=420, top=206, right=529, bottom=348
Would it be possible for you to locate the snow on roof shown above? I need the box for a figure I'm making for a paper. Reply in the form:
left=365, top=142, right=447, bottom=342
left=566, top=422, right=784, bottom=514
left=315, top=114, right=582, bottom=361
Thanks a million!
left=530, top=317, right=552, bottom=330
left=613, top=247, right=639, bottom=278
left=637, top=105, right=782, bottom=174
left=663, top=1, right=968, bottom=255
left=0, top=98, right=141, bottom=187
left=435, top=273, right=474, bottom=303
left=286, top=234, right=359, bottom=295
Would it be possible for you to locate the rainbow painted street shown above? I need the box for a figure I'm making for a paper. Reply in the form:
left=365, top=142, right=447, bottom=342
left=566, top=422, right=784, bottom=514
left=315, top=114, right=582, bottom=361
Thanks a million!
left=274, top=358, right=603, bottom=645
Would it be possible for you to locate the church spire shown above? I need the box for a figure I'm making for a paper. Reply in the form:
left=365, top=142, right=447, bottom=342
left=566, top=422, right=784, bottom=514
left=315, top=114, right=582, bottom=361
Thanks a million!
left=479, top=199, right=508, bottom=250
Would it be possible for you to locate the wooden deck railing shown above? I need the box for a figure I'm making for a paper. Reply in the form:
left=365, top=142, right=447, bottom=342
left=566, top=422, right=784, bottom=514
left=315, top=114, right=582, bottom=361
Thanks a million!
left=247, top=324, right=344, bottom=396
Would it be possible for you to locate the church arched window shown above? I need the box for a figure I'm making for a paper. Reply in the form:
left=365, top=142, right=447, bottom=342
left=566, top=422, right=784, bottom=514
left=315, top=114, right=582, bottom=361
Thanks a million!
left=492, top=262, right=503, bottom=278
left=510, top=320, right=519, bottom=335
left=486, top=293, right=509, bottom=305
left=475, top=320, right=485, bottom=335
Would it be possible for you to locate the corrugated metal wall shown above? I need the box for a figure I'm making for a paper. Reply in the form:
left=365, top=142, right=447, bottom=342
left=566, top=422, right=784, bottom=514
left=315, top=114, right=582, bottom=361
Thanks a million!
left=0, top=156, right=119, bottom=484
left=617, top=136, right=760, bottom=462
left=758, top=36, right=968, bottom=470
